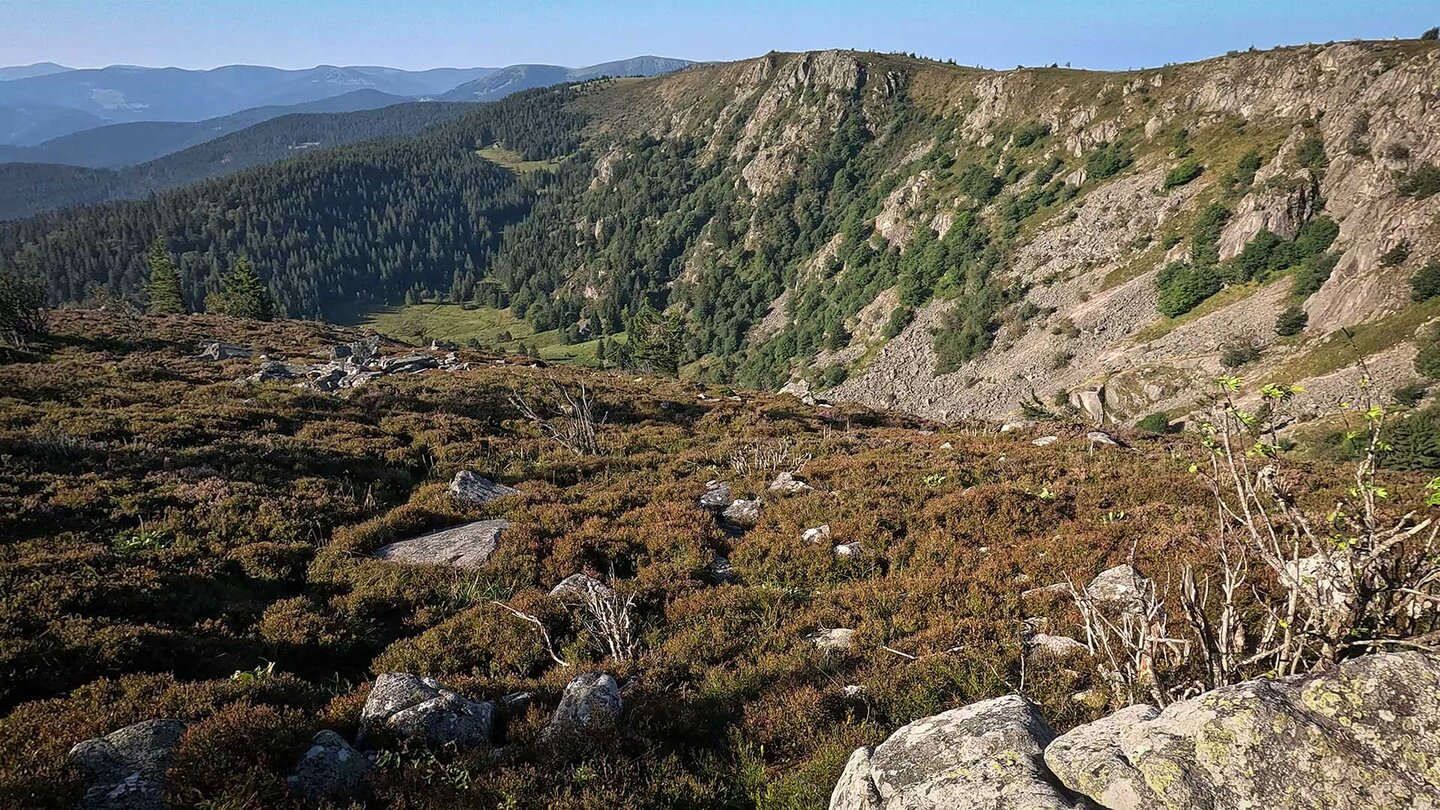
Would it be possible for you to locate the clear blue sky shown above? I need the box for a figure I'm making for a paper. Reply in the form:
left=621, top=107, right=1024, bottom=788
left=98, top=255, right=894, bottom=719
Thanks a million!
left=3, top=0, right=1436, bottom=71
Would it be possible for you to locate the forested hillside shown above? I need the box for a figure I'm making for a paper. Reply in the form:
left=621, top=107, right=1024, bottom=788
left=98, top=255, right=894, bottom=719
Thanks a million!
left=5, top=41, right=1440, bottom=426
left=0, top=100, right=482, bottom=220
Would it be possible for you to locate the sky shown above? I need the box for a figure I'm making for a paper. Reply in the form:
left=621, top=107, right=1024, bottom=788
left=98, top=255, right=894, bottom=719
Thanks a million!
left=2, top=0, right=1436, bottom=72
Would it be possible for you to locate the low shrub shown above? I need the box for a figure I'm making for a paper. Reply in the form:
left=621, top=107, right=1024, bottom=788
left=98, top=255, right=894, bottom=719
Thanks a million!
left=1136, top=412, right=1179, bottom=434
left=1162, top=160, right=1204, bottom=190
left=1219, top=340, right=1262, bottom=368
left=1274, top=306, right=1308, bottom=336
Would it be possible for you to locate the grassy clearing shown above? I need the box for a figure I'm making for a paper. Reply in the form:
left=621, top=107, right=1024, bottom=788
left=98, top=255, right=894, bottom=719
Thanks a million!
left=1262, top=298, right=1440, bottom=384
left=355, top=303, right=624, bottom=366
left=476, top=146, right=561, bottom=173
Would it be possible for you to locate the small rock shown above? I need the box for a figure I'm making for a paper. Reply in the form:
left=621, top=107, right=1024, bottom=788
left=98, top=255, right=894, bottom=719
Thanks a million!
left=1026, top=633, right=1089, bottom=660
left=1032, top=435, right=1060, bottom=447
left=807, top=627, right=855, bottom=652
left=1000, top=420, right=1032, bottom=433
left=549, top=573, right=612, bottom=601
left=380, top=354, right=439, bottom=374
left=287, top=729, right=372, bottom=801
left=373, top=519, right=509, bottom=569
left=69, top=718, right=187, bottom=810
left=698, top=481, right=732, bottom=511
left=1086, top=430, right=1122, bottom=448
left=448, top=470, right=520, bottom=504
left=542, top=672, right=623, bottom=742
left=803, top=525, right=832, bottom=544
left=1085, top=564, right=1154, bottom=610
left=1020, top=582, right=1072, bottom=600
left=704, top=555, right=734, bottom=584
left=198, top=342, right=251, bottom=361
left=246, top=361, right=296, bottom=384
left=841, top=684, right=868, bottom=699
left=499, top=691, right=533, bottom=713
left=940, top=441, right=954, bottom=449
left=834, top=542, right=863, bottom=557
left=722, top=498, right=762, bottom=528
left=329, top=344, right=353, bottom=361
left=768, top=471, right=813, bottom=494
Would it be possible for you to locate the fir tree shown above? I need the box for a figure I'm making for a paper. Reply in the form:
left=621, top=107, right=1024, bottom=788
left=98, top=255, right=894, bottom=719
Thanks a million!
left=625, top=300, right=681, bottom=375
left=212, top=257, right=274, bottom=320
left=144, top=238, right=185, bottom=315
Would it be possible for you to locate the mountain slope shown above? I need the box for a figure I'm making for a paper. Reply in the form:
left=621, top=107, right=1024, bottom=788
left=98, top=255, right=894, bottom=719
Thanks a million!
left=0, top=89, right=413, bottom=169
left=6, top=41, right=1440, bottom=429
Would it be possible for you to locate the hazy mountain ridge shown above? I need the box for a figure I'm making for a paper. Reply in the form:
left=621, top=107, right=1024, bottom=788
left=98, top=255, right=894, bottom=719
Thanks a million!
left=438, top=55, right=692, bottom=101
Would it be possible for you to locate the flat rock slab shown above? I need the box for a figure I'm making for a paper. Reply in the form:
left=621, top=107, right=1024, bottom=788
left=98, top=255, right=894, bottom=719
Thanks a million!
left=373, top=519, right=510, bottom=568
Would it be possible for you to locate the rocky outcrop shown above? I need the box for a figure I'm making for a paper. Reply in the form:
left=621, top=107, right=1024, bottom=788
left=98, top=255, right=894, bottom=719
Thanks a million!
left=372, top=519, right=509, bottom=568
left=829, top=695, right=1077, bottom=810
left=829, top=652, right=1440, bottom=810
left=198, top=342, right=251, bottom=361
left=287, top=730, right=372, bottom=801
left=69, top=719, right=187, bottom=810
left=360, top=673, right=494, bottom=749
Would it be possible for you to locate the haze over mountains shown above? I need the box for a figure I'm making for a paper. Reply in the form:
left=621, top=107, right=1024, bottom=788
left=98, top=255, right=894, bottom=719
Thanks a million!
left=0, top=56, right=692, bottom=147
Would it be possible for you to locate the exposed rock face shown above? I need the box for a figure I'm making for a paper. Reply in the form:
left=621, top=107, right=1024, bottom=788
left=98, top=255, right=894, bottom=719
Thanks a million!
left=829, top=695, right=1076, bottom=810
left=287, top=730, right=372, bottom=801
left=448, top=470, right=520, bottom=504
left=360, top=673, right=494, bottom=748
left=372, top=519, right=509, bottom=568
left=68, top=718, right=187, bottom=810
left=543, top=672, right=623, bottom=742
left=1052, top=651, right=1440, bottom=809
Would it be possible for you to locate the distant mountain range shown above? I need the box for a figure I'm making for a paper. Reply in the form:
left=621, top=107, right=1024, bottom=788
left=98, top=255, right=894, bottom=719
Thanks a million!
left=0, top=58, right=692, bottom=147
left=0, top=89, right=412, bottom=168
left=439, top=56, right=693, bottom=102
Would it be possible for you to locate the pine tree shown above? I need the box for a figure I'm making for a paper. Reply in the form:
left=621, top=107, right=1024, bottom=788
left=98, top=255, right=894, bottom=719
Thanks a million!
left=144, top=238, right=185, bottom=315
left=212, top=257, right=274, bottom=320
left=625, top=300, right=681, bottom=375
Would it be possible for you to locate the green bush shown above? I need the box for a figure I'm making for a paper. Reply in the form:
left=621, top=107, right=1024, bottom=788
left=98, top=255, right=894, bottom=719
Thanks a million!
left=1189, top=203, right=1231, bottom=267
left=1274, top=306, right=1308, bottom=336
left=1291, top=251, right=1341, bottom=298
left=1085, top=142, right=1133, bottom=180
left=1136, top=412, right=1179, bottom=434
left=1417, top=330, right=1440, bottom=379
left=1412, top=263, right=1440, bottom=301
left=1380, top=240, right=1412, bottom=268
left=956, top=164, right=1003, bottom=201
left=1234, top=150, right=1263, bottom=188
left=1163, top=160, right=1204, bottom=190
left=1156, top=261, right=1221, bottom=317
left=1219, top=340, right=1262, bottom=368
left=1398, top=163, right=1440, bottom=198
left=1011, top=121, right=1051, bottom=148
left=1296, top=135, right=1328, bottom=171
left=1382, top=410, right=1440, bottom=470
left=1393, top=383, right=1429, bottom=408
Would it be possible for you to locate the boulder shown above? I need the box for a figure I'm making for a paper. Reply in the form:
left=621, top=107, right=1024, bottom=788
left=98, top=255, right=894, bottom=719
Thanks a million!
left=1071, top=388, right=1107, bottom=426
left=246, top=361, right=296, bottom=383
left=448, top=470, right=520, bottom=504
left=808, top=628, right=855, bottom=652
left=699, top=481, right=733, bottom=511
left=198, top=342, right=251, bottom=361
left=329, top=343, right=353, bottom=361
left=349, top=335, right=381, bottom=362
left=722, top=498, right=763, bottom=528
left=1086, top=431, right=1120, bottom=448
left=287, top=729, right=372, bottom=801
left=360, top=673, right=494, bottom=748
left=829, top=747, right=882, bottom=810
left=829, top=694, right=1077, bottom=809
left=543, top=672, right=623, bottom=741
left=372, top=519, right=509, bottom=568
left=549, top=573, right=612, bottom=601
left=1049, top=651, right=1440, bottom=809
left=769, top=471, right=814, bottom=494
left=69, top=718, right=187, bottom=810
left=1044, top=705, right=1161, bottom=810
